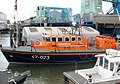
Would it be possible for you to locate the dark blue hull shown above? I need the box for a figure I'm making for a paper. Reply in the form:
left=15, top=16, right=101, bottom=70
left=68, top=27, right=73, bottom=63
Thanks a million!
left=1, top=48, right=105, bottom=64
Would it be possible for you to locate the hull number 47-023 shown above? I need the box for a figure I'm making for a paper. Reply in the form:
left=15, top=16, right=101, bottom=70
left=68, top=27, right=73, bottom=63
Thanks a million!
left=32, top=55, right=50, bottom=60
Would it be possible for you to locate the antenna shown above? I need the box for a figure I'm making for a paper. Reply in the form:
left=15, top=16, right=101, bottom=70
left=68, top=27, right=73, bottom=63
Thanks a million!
left=13, top=0, right=18, bottom=47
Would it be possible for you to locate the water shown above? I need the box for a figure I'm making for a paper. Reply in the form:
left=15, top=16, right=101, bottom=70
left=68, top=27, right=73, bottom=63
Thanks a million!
left=9, top=63, right=95, bottom=84
left=0, top=33, right=95, bottom=84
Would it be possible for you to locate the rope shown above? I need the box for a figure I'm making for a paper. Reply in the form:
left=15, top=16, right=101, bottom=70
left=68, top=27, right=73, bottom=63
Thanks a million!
left=86, top=54, right=94, bottom=60
left=79, top=55, right=87, bottom=60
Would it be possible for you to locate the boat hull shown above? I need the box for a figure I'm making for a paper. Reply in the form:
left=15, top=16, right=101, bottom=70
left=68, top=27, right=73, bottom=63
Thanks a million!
left=63, top=72, right=120, bottom=84
left=0, top=70, right=30, bottom=84
left=1, top=47, right=105, bottom=64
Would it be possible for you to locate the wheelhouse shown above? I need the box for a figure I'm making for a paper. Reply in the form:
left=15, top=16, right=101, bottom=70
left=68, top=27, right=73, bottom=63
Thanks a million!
left=33, top=34, right=88, bottom=50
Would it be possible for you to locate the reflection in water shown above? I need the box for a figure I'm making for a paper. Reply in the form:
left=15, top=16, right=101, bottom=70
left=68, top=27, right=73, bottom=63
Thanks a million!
left=0, top=34, right=95, bottom=84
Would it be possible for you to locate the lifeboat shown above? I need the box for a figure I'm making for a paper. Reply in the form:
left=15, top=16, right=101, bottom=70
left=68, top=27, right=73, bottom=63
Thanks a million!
left=1, top=34, right=117, bottom=64
left=32, top=34, right=88, bottom=51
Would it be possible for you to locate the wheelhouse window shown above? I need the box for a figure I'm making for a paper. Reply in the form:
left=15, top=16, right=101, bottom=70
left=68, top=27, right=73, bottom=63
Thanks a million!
left=78, top=36, right=82, bottom=42
left=72, top=37, right=76, bottom=42
left=65, top=37, right=70, bottom=42
left=58, top=37, right=62, bottom=42
left=99, top=57, right=103, bottom=67
left=46, top=37, right=50, bottom=42
left=110, top=63, right=114, bottom=71
left=117, top=64, right=120, bottom=72
left=104, top=58, right=108, bottom=70
left=52, top=37, right=56, bottom=42
left=43, top=36, right=50, bottom=42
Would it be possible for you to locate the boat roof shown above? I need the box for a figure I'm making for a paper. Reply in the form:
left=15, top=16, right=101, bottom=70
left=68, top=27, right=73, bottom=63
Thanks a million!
left=105, top=55, right=120, bottom=63
left=95, top=49, right=120, bottom=63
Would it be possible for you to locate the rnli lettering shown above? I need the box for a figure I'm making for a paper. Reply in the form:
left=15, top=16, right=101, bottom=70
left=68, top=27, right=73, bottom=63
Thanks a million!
left=32, top=55, right=49, bottom=60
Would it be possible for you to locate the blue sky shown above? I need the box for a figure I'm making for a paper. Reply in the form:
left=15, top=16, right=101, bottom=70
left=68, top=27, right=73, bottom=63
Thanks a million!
left=0, top=0, right=112, bottom=23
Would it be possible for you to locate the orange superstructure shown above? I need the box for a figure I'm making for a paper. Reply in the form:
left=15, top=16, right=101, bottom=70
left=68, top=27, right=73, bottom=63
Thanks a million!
left=31, top=34, right=117, bottom=51
left=32, top=34, right=88, bottom=51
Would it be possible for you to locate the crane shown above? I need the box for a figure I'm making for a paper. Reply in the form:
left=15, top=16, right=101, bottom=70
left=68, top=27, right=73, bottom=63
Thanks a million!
left=80, top=0, right=120, bottom=36
left=102, top=0, right=120, bottom=14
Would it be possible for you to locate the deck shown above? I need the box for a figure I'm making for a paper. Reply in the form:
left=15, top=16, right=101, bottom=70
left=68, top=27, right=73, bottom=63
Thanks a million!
left=63, top=71, right=87, bottom=84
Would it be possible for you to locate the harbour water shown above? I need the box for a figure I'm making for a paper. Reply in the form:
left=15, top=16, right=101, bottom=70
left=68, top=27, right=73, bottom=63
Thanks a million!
left=0, top=33, right=95, bottom=84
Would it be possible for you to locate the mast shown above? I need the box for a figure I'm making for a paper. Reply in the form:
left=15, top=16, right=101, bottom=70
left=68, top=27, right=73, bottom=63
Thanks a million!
left=10, top=0, right=18, bottom=48
left=14, top=0, right=18, bottom=45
